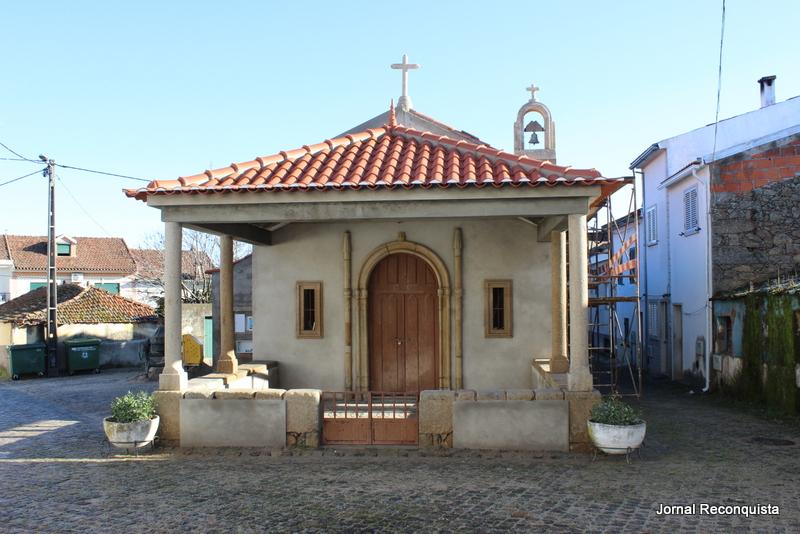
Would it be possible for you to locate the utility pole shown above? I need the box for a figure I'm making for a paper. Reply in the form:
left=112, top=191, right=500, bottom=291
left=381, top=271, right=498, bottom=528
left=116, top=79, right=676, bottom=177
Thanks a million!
left=41, top=155, right=59, bottom=377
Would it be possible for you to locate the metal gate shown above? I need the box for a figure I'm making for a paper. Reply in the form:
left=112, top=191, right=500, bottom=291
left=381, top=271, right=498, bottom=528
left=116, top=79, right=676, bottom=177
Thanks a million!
left=321, top=391, right=418, bottom=445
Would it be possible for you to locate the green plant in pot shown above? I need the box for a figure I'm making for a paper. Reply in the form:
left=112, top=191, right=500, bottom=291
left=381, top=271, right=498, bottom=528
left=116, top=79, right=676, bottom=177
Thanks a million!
left=587, top=395, right=646, bottom=455
left=103, top=391, right=160, bottom=450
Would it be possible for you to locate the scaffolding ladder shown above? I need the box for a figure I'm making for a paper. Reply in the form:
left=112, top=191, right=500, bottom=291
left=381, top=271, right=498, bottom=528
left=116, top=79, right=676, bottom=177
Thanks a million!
left=586, top=184, right=643, bottom=397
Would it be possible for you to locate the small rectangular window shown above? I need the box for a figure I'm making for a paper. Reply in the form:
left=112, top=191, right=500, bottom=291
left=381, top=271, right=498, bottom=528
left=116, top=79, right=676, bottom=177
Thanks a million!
left=645, top=205, right=657, bottom=245
left=297, top=282, right=323, bottom=338
left=715, top=316, right=733, bottom=355
left=683, top=187, right=699, bottom=233
left=57, top=243, right=71, bottom=256
left=485, top=280, right=512, bottom=337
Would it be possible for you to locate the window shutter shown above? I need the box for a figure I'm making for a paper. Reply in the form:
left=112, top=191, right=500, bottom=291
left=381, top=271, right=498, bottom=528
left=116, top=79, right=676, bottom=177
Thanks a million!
left=684, top=188, right=698, bottom=231
left=646, top=206, right=657, bottom=243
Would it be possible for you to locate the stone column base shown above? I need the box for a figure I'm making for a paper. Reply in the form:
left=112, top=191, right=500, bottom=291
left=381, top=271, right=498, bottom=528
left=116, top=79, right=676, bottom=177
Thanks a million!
left=548, top=356, right=569, bottom=374
left=158, top=369, right=188, bottom=392
left=567, top=367, right=593, bottom=392
left=216, top=350, right=239, bottom=375
left=565, top=389, right=601, bottom=452
left=153, top=390, right=183, bottom=443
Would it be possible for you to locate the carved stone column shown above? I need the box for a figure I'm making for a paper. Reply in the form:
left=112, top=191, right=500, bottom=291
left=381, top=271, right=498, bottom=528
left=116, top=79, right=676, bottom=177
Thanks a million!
left=453, top=228, right=463, bottom=389
left=159, top=222, right=187, bottom=391
left=549, top=230, right=569, bottom=373
left=217, top=234, right=238, bottom=375
left=343, top=231, right=353, bottom=390
left=567, top=214, right=592, bottom=391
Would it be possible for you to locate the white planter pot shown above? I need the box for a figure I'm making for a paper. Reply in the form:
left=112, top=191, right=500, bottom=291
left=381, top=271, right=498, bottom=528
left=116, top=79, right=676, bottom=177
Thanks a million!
left=587, top=421, right=646, bottom=454
left=103, top=416, right=160, bottom=449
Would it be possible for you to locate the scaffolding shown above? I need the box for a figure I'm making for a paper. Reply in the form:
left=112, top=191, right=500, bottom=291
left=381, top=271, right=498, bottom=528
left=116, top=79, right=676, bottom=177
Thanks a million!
left=587, top=182, right=643, bottom=397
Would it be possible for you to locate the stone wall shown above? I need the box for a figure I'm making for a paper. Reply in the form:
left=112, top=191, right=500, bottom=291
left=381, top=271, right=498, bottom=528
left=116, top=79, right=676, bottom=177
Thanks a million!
left=168, top=387, right=320, bottom=448
left=419, top=388, right=599, bottom=452
left=711, top=135, right=800, bottom=295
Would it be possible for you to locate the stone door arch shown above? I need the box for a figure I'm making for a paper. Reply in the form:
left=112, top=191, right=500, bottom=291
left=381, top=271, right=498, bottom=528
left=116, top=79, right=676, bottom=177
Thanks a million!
left=357, top=239, right=451, bottom=390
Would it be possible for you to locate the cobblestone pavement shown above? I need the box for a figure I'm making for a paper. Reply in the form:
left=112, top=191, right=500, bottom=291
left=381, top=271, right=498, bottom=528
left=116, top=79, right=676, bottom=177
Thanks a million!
left=1, top=371, right=799, bottom=533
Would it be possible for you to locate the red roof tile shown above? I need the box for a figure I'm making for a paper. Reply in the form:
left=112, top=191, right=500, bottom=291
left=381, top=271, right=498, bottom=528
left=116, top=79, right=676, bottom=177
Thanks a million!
left=0, top=284, right=157, bottom=327
left=125, top=125, right=626, bottom=201
left=0, top=235, right=10, bottom=261
left=3, top=235, right=136, bottom=274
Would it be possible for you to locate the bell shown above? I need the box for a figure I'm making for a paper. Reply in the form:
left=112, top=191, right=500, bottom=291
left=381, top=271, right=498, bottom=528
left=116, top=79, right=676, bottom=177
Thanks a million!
left=528, top=132, right=540, bottom=145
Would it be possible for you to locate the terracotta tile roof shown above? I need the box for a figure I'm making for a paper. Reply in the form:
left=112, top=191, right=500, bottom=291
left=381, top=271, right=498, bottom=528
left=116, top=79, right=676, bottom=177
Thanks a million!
left=131, top=248, right=215, bottom=280
left=2, top=235, right=136, bottom=274
left=125, top=125, right=626, bottom=202
left=0, top=284, right=157, bottom=327
left=0, top=235, right=10, bottom=261
left=340, top=106, right=488, bottom=145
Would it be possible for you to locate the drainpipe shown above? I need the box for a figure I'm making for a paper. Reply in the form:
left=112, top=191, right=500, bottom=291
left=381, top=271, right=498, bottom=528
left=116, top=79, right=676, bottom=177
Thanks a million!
left=692, top=165, right=713, bottom=393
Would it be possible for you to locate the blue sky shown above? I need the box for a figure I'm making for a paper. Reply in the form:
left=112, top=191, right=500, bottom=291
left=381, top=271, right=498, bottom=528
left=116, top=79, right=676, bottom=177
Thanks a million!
left=1, top=1, right=797, bottom=245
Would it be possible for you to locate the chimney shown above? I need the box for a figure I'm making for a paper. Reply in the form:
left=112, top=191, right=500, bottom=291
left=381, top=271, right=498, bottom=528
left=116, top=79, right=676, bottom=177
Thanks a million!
left=758, top=75, right=776, bottom=108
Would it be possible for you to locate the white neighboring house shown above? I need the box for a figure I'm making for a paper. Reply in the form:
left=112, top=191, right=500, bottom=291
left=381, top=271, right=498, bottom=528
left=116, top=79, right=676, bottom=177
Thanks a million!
left=0, top=234, right=137, bottom=301
left=630, top=76, right=800, bottom=388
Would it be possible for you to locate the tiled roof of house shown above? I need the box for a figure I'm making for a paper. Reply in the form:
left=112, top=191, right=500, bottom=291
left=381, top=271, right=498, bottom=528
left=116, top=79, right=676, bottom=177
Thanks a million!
left=2, top=235, right=136, bottom=274
left=0, top=284, right=158, bottom=327
left=0, top=234, right=10, bottom=261
left=125, top=124, right=626, bottom=201
left=130, top=248, right=215, bottom=280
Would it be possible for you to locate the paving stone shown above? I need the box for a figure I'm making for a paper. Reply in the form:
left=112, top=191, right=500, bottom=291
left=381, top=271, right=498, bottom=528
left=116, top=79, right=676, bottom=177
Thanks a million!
left=0, top=371, right=799, bottom=532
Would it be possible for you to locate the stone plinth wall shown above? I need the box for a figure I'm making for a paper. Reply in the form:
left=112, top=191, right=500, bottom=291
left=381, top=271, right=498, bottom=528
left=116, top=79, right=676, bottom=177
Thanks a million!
left=166, top=388, right=320, bottom=448
left=711, top=135, right=800, bottom=295
left=419, top=388, right=599, bottom=452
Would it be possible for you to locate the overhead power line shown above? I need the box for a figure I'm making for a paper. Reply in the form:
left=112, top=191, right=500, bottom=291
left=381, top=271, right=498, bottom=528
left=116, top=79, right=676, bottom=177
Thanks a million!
left=0, top=139, right=152, bottom=183
left=0, top=157, right=41, bottom=163
left=711, top=0, right=726, bottom=161
left=0, top=168, right=45, bottom=188
left=56, top=174, right=112, bottom=236
left=0, top=140, right=36, bottom=162
left=55, top=163, right=150, bottom=183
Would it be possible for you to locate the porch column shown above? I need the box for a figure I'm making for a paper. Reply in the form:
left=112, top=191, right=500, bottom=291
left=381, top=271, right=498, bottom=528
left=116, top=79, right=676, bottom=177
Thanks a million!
left=549, top=230, right=569, bottom=373
left=217, top=234, right=238, bottom=374
left=160, top=222, right=188, bottom=391
left=567, top=214, right=593, bottom=391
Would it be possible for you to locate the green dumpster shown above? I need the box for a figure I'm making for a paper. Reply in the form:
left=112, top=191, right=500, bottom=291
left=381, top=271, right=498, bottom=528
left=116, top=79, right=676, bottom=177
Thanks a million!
left=8, top=342, right=46, bottom=380
left=64, top=338, right=101, bottom=375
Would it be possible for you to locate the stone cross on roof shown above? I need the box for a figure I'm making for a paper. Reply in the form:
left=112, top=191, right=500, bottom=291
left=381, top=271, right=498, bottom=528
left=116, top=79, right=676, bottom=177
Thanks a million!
left=391, top=53, right=420, bottom=111
left=526, top=83, right=540, bottom=102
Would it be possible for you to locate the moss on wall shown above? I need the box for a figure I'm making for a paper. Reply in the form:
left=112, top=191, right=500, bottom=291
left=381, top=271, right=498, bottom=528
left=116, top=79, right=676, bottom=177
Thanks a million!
left=728, top=293, right=797, bottom=415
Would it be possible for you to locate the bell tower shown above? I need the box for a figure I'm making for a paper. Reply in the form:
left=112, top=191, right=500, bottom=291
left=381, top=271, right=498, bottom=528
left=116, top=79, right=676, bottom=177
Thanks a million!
left=513, top=83, right=556, bottom=163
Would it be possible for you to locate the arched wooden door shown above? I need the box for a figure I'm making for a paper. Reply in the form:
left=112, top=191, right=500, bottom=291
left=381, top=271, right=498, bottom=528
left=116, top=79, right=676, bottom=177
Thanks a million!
left=368, top=253, right=438, bottom=392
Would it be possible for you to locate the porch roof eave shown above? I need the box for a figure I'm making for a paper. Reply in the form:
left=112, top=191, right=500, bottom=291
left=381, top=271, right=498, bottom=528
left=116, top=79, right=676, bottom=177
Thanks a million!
left=146, top=186, right=609, bottom=246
